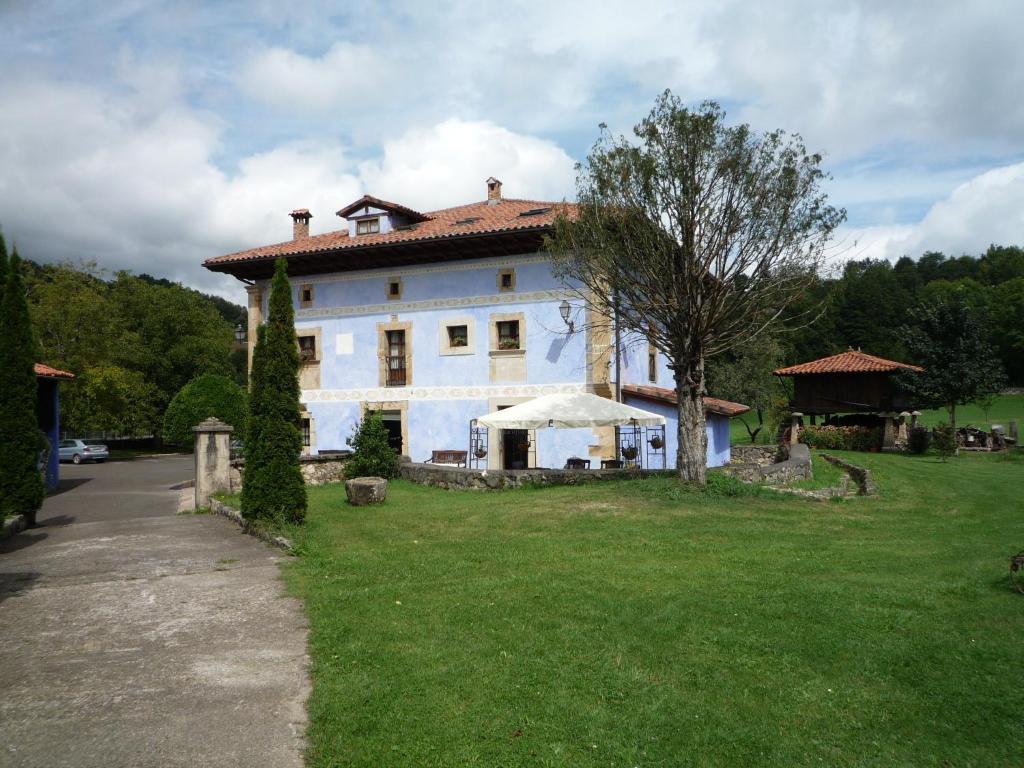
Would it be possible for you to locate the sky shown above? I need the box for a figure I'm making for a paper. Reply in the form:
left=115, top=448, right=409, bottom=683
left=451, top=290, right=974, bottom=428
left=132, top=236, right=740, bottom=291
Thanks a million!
left=2, top=0, right=1022, bottom=304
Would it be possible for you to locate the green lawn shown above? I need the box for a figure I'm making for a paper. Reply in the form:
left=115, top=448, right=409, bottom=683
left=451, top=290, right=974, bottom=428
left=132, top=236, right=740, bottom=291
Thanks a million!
left=281, top=451, right=1024, bottom=767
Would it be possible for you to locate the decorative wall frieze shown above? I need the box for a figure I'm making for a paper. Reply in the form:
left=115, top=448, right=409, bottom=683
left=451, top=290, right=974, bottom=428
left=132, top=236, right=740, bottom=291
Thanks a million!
left=301, top=382, right=587, bottom=403
left=296, top=288, right=575, bottom=320
left=290, top=253, right=553, bottom=286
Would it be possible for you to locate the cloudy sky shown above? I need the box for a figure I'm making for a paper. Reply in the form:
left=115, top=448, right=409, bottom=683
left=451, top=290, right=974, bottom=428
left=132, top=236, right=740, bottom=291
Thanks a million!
left=2, top=0, right=1022, bottom=302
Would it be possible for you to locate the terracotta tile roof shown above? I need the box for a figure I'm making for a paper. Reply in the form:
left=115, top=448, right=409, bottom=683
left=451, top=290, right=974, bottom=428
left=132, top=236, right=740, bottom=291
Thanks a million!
left=622, top=384, right=751, bottom=417
left=204, top=198, right=573, bottom=269
left=34, top=363, right=75, bottom=379
left=773, top=349, right=924, bottom=376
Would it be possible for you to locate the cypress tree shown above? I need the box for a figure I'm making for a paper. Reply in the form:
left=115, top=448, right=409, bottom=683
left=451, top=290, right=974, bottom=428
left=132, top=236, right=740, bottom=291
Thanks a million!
left=240, top=259, right=306, bottom=523
left=0, top=247, right=45, bottom=524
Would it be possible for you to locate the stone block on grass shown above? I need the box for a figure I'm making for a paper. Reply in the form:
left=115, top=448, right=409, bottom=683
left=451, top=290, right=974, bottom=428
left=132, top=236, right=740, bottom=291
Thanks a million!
left=345, top=477, right=388, bottom=506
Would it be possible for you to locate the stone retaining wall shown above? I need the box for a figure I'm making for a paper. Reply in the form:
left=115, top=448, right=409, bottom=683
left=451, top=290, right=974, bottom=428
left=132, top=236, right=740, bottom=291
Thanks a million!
left=208, top=498, right=295, bottom=551
left=729, top=445, right=784, bottom=466
left=229, top=453, right=350, bottom=490
left=1, top=514, right=27, bottom=541
left=720, top=443, right=813, bottom=485
left=820, top=453, right=875, bottom=495
left=399, top=462, right=674, bottom=490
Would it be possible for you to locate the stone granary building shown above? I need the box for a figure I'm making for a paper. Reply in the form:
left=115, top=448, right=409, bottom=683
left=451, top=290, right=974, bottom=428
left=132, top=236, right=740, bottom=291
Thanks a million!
left=774, top=348, right=924, bottom=447
left=204, top=178, right=747, bottom=470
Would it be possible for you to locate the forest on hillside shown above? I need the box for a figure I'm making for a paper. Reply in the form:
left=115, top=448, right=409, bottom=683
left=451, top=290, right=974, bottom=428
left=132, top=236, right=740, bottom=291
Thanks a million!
left=22, top=259, right=246, bottom=436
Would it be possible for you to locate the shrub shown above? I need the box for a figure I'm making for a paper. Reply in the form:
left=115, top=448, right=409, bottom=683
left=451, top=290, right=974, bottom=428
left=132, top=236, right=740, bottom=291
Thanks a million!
left=798, top=425, right=882, bottom=451
left=932, top=422, right=956, bottom=461
left=345, top=410, right=398, bottom=479
left=907, top=426, right=931, bottom=455
left=163, top=374, right=248, bottom=446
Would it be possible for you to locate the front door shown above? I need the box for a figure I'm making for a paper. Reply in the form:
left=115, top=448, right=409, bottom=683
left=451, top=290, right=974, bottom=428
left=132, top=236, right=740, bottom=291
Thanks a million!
left=379, top=410, right=403, bottom=454
left=501, top=428, right=530, bottom=469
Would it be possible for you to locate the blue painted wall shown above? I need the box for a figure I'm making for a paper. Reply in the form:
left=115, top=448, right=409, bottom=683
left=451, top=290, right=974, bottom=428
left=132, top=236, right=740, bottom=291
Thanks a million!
left=622, top=393, right=732, bottom=468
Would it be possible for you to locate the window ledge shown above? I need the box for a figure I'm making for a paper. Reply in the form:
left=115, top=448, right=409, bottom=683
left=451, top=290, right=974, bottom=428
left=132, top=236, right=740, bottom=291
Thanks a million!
left=440, top=347, right=475, bottom=357
left=489, top=348, right=525, bottom=357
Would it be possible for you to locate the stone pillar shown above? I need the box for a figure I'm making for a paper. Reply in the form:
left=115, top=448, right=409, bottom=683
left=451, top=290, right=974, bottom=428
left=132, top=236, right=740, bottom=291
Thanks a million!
left=1010, top=419, right=1018, bottom=443
left=789, top=412, right=803, bottom=446
left=882, top=413, right=897, bottom=451
left=897, top=412, right=910, bottom=443
left=245, top=284, right=265, bottom=376
left=194, top=417, right=234, bottom=510
left=910, top=411, right=921, bottom=430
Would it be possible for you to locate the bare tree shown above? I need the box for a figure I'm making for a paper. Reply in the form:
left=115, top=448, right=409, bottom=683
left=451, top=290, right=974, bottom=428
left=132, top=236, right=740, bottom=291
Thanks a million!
left=548, top=92, right=844, bottom=483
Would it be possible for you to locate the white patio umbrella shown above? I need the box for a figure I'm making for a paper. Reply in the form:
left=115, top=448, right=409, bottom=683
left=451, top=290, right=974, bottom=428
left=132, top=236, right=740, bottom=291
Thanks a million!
left=476, top=392, right=666, bottom=429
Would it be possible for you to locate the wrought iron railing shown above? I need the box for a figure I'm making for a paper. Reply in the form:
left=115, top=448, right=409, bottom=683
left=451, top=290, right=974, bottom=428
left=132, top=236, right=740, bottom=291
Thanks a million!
left=386, top=355, right=407, bottom=386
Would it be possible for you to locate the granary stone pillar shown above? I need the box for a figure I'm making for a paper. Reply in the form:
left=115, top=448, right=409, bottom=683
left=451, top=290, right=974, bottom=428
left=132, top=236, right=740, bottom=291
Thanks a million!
left=897, top=412, right=910, bottom=443
left=194, top=417, right=233, bottom=510
left=910, top=411, right=921, bottom=430
left=1009, top=419, right=1019, bottom=443
left=881, top=413, right=897, bottom=451
left=789, top=412, right=803, bottom=446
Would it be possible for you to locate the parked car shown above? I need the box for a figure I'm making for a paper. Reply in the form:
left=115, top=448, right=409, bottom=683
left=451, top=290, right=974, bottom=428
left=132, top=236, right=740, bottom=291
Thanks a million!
left=58, top=439, right=109, bottom=464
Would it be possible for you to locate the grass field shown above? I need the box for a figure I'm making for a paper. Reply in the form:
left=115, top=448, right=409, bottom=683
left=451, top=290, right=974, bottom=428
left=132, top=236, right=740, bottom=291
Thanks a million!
left=277, top=449, right=1024, bottom=767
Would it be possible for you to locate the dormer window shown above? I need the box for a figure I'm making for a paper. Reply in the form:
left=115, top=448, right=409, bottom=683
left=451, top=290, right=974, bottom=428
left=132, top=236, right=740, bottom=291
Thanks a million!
left=356, top=218, right=380, bottom=235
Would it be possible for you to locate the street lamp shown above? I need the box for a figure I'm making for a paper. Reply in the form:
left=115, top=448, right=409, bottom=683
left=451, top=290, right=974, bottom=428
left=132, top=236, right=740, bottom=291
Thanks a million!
left=234, top=323, right=246, bottom=344
left=559, top=300, right=574, bottom=333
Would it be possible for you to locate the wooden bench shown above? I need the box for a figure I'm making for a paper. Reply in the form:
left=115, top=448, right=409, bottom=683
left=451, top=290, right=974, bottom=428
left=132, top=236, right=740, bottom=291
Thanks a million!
left=564, top=457, right=591, bottom=470
left=426, top=450, right=468, bottom=467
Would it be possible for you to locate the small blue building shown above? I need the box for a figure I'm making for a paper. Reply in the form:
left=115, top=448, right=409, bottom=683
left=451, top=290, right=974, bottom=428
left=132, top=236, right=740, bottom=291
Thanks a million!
left=204, top=178, right=747, bottom=470
left=35, top=362, right=74, bottom=490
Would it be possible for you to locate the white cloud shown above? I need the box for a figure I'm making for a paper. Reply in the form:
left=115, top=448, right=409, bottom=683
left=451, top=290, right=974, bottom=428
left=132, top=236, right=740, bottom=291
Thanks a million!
left=238, top=42, right=393, bottom=112
left=0, top=75, right=576, bottom=301
left=842, top=161, right=1024, bottom=261
left=357, top=118, right=576, bottom=211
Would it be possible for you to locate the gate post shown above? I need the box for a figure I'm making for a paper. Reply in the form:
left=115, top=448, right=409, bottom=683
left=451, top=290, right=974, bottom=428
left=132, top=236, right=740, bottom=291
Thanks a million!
left=193, top=417, right=233, bottom=510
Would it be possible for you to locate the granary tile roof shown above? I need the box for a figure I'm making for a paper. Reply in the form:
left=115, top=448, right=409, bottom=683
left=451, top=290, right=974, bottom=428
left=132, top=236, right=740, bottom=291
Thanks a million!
left=621, top=384, right=751, bottom=418
left=203, top=198, right=572, bottom=269
left=773, top=349, right=924, bottom=376
left=34, top=363, right=75, bottom=379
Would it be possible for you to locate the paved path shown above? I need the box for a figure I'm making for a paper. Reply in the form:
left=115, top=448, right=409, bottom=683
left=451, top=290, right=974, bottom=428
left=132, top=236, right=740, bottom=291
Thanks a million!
left=0, top=456, right=309, bottom=768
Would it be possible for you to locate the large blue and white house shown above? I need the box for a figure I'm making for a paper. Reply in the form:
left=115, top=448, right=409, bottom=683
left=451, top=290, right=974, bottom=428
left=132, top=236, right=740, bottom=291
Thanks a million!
left=204, top=178, right=747, bottom=470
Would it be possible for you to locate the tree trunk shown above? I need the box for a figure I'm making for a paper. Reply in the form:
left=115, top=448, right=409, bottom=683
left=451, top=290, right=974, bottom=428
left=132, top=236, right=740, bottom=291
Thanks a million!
left=674, top=360, right=707, bottom=485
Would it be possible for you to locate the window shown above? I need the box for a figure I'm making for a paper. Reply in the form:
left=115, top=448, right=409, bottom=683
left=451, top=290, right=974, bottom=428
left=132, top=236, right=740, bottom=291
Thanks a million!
left=301, top=418, right=311, bottom=447
left=298, top=334, right=317, bottom=363
left=497, top=320, right=520, bottom=350
left=356, top=217, right=380, bottom=235
left=386, top=277, right=403, bottom=301
left=386, top=329, right=407, bottom=386
left=497, top=268, right=516, bottom=292
left=447, top=324, right=468, bottom=348
left=299, top=284, right=314, bottom=308
left=648, top=348, right=657, bottom=383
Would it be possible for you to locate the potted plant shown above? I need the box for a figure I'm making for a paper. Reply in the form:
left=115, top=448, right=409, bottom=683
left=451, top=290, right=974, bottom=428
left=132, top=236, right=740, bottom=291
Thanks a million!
left=621, top=445, right=638, bottom=461
left=499, top=338, right=520, bottom=350
left=474, top=447, right=487, bottom=459
left=648, top=435, right=664, bottom=449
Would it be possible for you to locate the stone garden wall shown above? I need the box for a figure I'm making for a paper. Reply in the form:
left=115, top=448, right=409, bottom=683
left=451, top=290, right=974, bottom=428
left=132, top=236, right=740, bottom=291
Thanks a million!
left=229, top=453, right=350, bottom=491
left=399, top=462, right=675, bottom=490
left=720, top=443, right=813, bottom=485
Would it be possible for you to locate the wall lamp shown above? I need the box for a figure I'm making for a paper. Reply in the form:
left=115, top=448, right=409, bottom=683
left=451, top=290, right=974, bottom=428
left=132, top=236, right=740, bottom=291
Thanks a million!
left=559, top=300, right=574, bottom=333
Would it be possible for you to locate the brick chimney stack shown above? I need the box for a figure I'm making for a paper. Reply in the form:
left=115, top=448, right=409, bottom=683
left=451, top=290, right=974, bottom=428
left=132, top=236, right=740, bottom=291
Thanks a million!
left=486, top=177, right=502, bottom=204
left=290, top=208, right=312, bottom=240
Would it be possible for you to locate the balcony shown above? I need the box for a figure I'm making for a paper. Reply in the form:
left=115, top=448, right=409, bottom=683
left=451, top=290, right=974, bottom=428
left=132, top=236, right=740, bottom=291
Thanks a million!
left=386, top=356, right=407, bottom=387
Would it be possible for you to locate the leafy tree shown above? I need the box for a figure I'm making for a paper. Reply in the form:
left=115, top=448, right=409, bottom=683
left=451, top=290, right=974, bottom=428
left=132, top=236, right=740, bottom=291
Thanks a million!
left=69, top=365, right=161, bottom=436
left=979, top=244, right=1024, bottom=285
left=705, top=331, right=787, bottom=443
left=240, top=259, right=306, bottom=523
left=549, top=92, right=844, bottom=483
left=990, top=277, right=1024, bottom=384
left=0, top=246, right=45, bottom=524
left=830, top=259, right=911, bottom=360
left=897, top=294, right=1006, bottom=432
left=345, top=410, right=399, bottom=479
left=163, top=374, right=248, bottom=446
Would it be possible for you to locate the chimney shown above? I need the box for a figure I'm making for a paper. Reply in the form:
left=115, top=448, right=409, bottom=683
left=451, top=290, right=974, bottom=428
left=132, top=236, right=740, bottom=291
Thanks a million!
left=486, top=176, right=502, bottom=204
left=290, top=208, right=312, bottom=240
